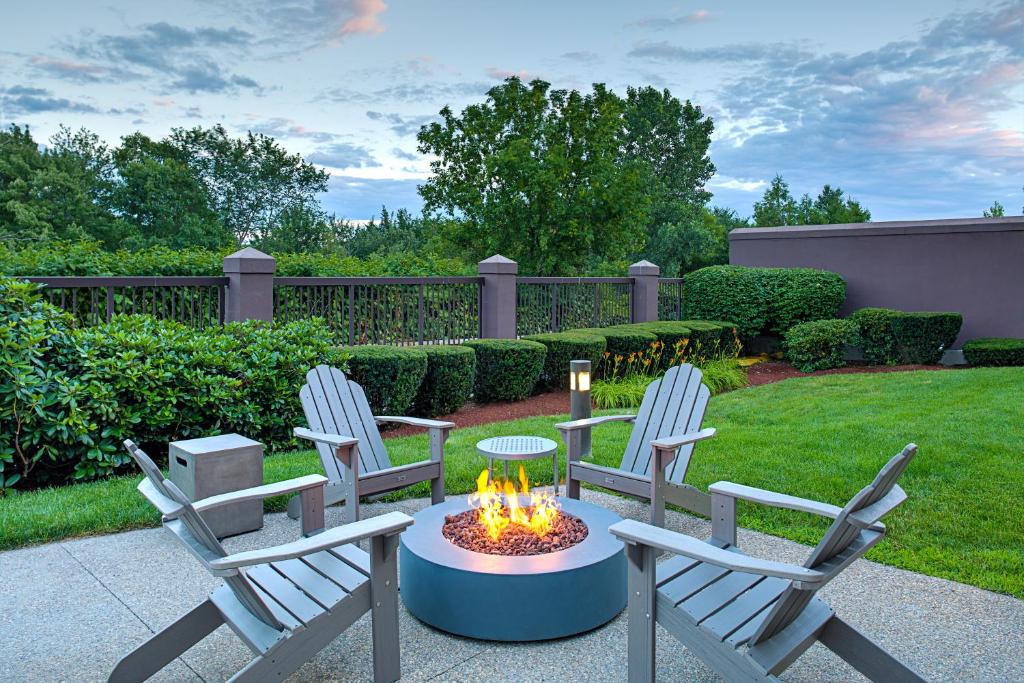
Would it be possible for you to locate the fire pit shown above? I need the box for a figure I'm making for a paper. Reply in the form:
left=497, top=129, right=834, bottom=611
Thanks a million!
left=400, top=468, right=626, bottom=641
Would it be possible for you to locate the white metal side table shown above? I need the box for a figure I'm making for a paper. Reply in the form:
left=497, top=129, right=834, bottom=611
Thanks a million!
left=476, top=435, right=560, bottom=494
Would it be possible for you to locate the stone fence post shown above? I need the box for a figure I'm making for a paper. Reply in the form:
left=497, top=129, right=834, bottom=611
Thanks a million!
left=223, top=247, right=276, bottom=322
left=629, top=260, right=660, bottom=323
left=478, top=254, right=518, bottom=338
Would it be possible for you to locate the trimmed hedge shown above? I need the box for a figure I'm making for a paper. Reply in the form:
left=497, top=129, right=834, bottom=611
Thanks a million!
left=522, top=332, right=606, bottom=391
left=0, top=277, right=351, bottom=489
left=462, top=339, right=546, bottom=402
left=682, top=265, right=845, bottom=340
left=341, top=345, right=428, bottom=416
left=570, top=327, right=657, bottom=358
left=412, top=345, right=476, bottom=416
left=850, top=308, right=962, bottom=365
left=674, top=320, right=738, bottom=352
left=612, top=321, right=692, bottom=355
left=962, top=338, right=1024, bottom=367
left=785, top=319, right=859, bottom=372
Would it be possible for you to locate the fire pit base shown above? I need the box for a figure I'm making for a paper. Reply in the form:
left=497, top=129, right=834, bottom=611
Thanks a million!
left=400, top=497, right=626, bottom=641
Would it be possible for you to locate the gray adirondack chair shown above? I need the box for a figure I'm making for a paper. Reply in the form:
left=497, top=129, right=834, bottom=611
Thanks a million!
left=113, top=440, right=413, bottom=683
left=610, top=444, right=925, bottom=682
left=287, top=364, right=455, bottom=524
left=556, top=364, right=717, bottom=525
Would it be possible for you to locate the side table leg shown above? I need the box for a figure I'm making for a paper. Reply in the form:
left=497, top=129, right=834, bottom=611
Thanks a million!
left=504, top=460, right=509, bottom=482
left=553, top=454, right=559, bottom=496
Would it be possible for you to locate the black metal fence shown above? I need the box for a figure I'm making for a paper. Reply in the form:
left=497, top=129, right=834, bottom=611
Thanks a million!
left=23, top=276, right=228, bottom=328
left=273, top=277, right=482, bottom=345
left=658, top=278, right=685, bottom=321
left=516, top=278, right=633, bottom=335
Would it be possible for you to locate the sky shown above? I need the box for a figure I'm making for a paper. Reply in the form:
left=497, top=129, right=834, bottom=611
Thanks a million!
left=1, top=0, right=1021, bottom=222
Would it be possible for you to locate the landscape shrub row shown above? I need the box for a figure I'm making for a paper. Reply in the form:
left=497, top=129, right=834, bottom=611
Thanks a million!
left=0, top=278, right=349, bottom=489
left=850, top=308, right=962, bottom=365
left=962, top=338, right=1024, bottom=367
left=784, top=319, right=859, bottom=372
left=462, top=339, right=547, bottom=401
left=522, top=332, right=606, bottom=390
left=683, top=265, right=845, bottom=340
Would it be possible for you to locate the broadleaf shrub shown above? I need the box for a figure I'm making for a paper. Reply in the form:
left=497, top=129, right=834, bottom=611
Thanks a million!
left=0, top=276, right=350, bottom=489
left=682, top=265, right=845, bottom=339
left=522, top=332, right=606, bottom=391
left=570, top=327, right=657, bottom=359
left=462, top=339, right=546, bottom=402
left=851, top=308, right=962, bottom=364
left=412, top=345, right=476, bottom=416
left=784, top=319, right=858, bottom=372
left=611, top=322, right=692, bottom=367
left=341, top=345, right=428, bottom=415
left=962, top=338, right=1024, bottom=367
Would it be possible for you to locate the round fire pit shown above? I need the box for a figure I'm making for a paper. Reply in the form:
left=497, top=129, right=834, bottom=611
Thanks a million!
left=400, top=496, right=626, bottom=641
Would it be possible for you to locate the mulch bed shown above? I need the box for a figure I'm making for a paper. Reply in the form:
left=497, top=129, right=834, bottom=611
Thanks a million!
left=442, top=508, right=588, bottom=556
left=382, top=362, right=957, bottom=437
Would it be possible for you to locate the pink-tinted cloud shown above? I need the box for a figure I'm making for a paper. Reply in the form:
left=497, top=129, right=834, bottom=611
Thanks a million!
left=339, top=0, right=388, bottom=36
left=485, top=67, right=530, bottom=80
left=30, top=56, right=106, bottom=75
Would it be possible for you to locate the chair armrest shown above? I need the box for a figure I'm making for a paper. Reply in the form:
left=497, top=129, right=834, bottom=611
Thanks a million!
left=709, top=481, right=843, bottom=519
left=193, top=474, right=327, bottom=513
left=293, top=427, right=358, bottom=449
left=609, top=519, right=825, bottom=584
left=650, top=427, right=716, bottom=451
left=554, top=415, right=636, bottom=431
left=208, top=511, right=414, bottom=574
left=374, top=416, right=456, bottom=430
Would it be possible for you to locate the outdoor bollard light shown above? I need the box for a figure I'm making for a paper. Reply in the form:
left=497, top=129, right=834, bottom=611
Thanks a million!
left=569, top=359, right=592, bottom=457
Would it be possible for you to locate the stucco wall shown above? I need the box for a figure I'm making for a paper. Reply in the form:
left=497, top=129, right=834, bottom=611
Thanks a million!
left=728, top=216, right=1024, bottom=346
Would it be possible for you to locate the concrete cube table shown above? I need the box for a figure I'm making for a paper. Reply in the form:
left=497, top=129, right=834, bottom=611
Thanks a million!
left=168, top=433, right=264, bottom=538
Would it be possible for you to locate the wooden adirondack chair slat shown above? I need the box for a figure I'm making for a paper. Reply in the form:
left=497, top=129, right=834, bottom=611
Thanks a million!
left=698, top=577, right=788, bottom=640
left=642, top=366, right=700, bottom=478
left=329, top=544, right=372, bottom=577
left=303, top=549, right=369, bottom=593
left=682, top=571, right=767, bottom=623
left=247, top=564, right=326, bottom=626
left=660, top=561, right=732, bottom=606
left=656, top=554, right=702, bottom=586
left=300, top=385, right=346, bottom=482
left=665, top=385, right=710, bottom=484
left=323, top=365, right=389, bottom=472
left=271, top=558, right=348, bottom=607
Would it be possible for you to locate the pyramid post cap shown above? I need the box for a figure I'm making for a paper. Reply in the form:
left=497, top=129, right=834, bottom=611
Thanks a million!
left=628, top=260, right=660, bottom=276
left=223, top=247, right=277, bottom=274
left=478, top=254, right=518, bottom=274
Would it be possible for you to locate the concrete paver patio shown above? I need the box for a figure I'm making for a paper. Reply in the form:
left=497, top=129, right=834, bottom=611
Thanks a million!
left=2, top=489, right=1022, bottom=682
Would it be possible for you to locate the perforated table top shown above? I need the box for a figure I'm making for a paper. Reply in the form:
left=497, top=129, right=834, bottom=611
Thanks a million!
left=476, top=435, right=558, bottom=460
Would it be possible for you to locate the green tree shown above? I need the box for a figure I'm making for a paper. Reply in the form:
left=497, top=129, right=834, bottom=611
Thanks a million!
left=983, top=201, right=1005, bottom=217
left=0, top=125, right=53, bottom=243
left=418, top=78, right=650, bottom=275
left=752, top=175, right=799, bottom=227
left=167, top=125, right=330, bottom=246
left=753, top=176, right=870, bottom=227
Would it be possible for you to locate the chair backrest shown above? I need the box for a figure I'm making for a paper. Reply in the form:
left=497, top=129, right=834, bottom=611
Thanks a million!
left=123, top=440, right=283, bottom=629
left=748, top=444, right=917, bottom=645
left=300, top=364, right=392, bottom=480
left=620, top=364, right=710, bottom=484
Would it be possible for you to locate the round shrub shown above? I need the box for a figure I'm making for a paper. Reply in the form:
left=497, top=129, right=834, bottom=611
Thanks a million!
left=683, top=265, right=768, bottom=340
left=851, top=308, right=962, bottom=365
left=784, top=319, right=859, bottom=372
left=462, top=339, right=546, bottom=402
left=341, top=345, right=427, bottom=415
left=766, top=268, right=846, bottom=335
left=522, top=332, right=606, bottom=391
left=412, top=345, right=476, bottom=416
left=963, top=338, right=1024, bottom=367
left=570, top=327, right=657, bottom=358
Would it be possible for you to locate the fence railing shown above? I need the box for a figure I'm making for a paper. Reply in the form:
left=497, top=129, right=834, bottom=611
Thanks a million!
left=516, top=278, right=633, bottom=335
left=17, top=251, right=688, bottom=344
left=22, top=276, right=228, bottom=327
left=658, top=278, right=685, bottom=321
left=273, top=277, right=482, bottom=345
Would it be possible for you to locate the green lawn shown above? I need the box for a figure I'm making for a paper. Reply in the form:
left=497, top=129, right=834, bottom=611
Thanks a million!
left=2, top=367, right=1021, bottom=598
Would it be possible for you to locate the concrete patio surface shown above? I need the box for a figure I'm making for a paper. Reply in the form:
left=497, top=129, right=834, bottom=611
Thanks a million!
left=2, top=488, right=1021, bottom=682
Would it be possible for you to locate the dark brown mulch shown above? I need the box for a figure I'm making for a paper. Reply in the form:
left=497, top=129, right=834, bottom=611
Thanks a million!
left=381, top=363, right=958, bottom=437
left=745, top=361, right=955, bottom=387
left=442, top=508, right=588, bottom=556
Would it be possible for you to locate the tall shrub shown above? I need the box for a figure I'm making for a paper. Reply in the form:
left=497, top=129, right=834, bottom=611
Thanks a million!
left=522, top=332, right=606, bottom=391
left=851, top=308, right=961, bottom=365
left=412, top=345, right=476, bottom=416
left=462, top=339, right=546, bottom=401
left=341, top=345, right=428, bottom=415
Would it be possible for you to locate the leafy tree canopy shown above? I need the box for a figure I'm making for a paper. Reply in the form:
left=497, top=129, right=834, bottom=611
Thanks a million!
left=983, top=200, right=1005, bottom=217
left=752, top=174, right=870, bottom=227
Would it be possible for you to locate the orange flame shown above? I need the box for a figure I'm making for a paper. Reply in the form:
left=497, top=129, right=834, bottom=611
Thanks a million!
left=468, top=465, right=560, bottom=541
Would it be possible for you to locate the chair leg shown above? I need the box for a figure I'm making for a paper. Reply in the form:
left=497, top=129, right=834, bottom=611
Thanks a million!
left=818, top=616, right=927, bottom=683
left=625, top=542, right=657, bottom=683
left=109, top=599, right=223, bottom=683
left=563, top=429, right=583, bottom=499
left=429, top=427, right=447, bottom=505
left=370, top=533, right=402, bottom=683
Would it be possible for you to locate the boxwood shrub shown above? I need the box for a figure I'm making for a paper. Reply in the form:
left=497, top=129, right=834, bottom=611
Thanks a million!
left=570, top=327, right=657, bottom=358
left=522, top=332, right=606, bottom=391
left=851, top=308, right=962, bottom=365
left=962, top=338, right=1024, bottom=367
left=462, top=339, right=546, bottom=402
left=412, top=345, right=476, bottom=416
left=341, top=345, right=428, bottom=416
left=612, top=321, right=693, bottom=367
left=675, top=320, right=739, bottom=352
left=784, top=319, right=859, bottom=372
left=682, top=265, right=845, bottom=340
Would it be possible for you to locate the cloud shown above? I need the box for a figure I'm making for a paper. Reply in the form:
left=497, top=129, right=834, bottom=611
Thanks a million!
left=339, top=0, right=388, bottom=36
left=307, top=142, right=380, bottom=169
left=366, top=110, right=436, bottom=136
left=485, top=67, right=531, bottom=80
left=63, top=22, right=261, bottom=94
left=392, top=147, right=419, bottom=161
left=29, top=56, right=108, bottom=83
left=632, top=2, right=1024, bottom=219
left=323, top=80, right=490, bottom=104
left=322, top=174, right=423, bottom=219
left=709, top=176, right=767, bottom=193
left=1, top=85, right=101, bottom=115
left=249, top=118, right=339, bottom=143
left=240, top=0, right=390, bottom=48
left=559, top=50, right=601, bottom=64
left=629, top=9, right=713, bottom=30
